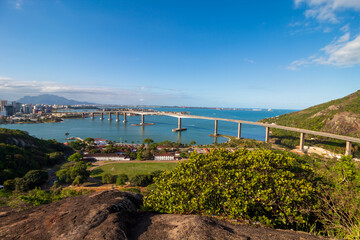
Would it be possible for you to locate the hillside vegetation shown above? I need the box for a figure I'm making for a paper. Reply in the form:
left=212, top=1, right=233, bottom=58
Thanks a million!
left=260, top=90, right=360, bottom=155
left=262, top=90, right=360, bottom=136
left=0, top=128, right=69, bottom=184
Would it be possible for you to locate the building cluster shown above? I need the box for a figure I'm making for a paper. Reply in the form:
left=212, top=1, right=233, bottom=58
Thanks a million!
left=0, top=99, right=53, bottom=117
left=80, top=138, right=219, bottom=161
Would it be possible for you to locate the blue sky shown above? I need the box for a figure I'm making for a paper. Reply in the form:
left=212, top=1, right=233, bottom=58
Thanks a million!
left=0, top=0, right=359, bottom=109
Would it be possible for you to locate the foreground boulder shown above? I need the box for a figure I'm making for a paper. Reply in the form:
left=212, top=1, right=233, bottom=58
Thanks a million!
left=0, top=190, right=325, bottom=240
left=0, top=190, right=142, bottom=240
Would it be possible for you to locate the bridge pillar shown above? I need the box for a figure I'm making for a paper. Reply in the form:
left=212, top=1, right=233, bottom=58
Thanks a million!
left=100, top=112, right=103, bottom=120
left=265, top=127, right=270, bottom=143
left=345, top=141, right=352, bottom=156
left=214, top=120, right=218, bottom=136
left=299, top=132, right=305, bottom=152
left=123, top=113, right=127, bottom=123
left=108, top=112, right=112, bottom=121
left=91, top=112, right=94, bottom=119
left=116, top=112, right=119, bottom=122
left=141, top=114, right=144, bottom=125
left=82, top=113, right=85, bottom=118
left=237, top=123, right=242, bottom=139
left=178, top=117, right=182, bottom=129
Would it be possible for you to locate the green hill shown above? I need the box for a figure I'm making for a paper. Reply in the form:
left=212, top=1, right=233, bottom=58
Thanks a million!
left=262, top=90, right=360, bottom=137
left=260, top=90, right=360, bottom=156
left=0, top=128, right=70, bottom=184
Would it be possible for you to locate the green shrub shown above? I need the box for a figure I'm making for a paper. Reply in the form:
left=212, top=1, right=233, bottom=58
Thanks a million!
left=317, top=156, right=360, bottom=238
left=144, top=149, right=319, bottom=230
left=116, top=174, right=129, bottom=186
left=130, top=174, right=152, bottom=187
left=56, top=161, right=90, bottom=184
left=102, top=173, right=116, bottom=184
left=68, top=152, right=82, bottom=162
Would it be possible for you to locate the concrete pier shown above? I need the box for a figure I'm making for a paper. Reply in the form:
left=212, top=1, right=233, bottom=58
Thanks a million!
left=82, top=113, right=85, bottom=118
left=100, top=112, right=104, bottom=120
left=265, top=127, right=270, bottom=143
left=237, top=123, right=242, bottom=139
left=123, top=113, right=127, bottom=123
left=141, top=114, right=144, bottom=125
left=346, top=141, right=352, bottom=156
left=299, top=132, right=305, bottom=152
left=214, top=120, right=218, bottom=136
left=116, top=112, right=119, bottom=122
left=172, top=117, right=187, bottom=132
left=91, top=112, right=94, bottom=119
left=108, top=112, right=112, bottom=121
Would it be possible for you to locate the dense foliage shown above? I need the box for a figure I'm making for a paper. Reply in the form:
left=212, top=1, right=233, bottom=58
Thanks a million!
left=56, top=161, right=90, bottom=185
left=145, top=149, right=319, bottom=230
left=0, top=128, right=69, bottom=184
left=116, top=174, right=129, bottom=186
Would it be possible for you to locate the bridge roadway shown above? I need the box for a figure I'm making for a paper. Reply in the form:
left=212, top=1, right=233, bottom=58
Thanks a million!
left=57, top=110, right=360, bottom=155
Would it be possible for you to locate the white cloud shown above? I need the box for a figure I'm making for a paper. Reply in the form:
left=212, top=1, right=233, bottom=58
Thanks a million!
left=0, top=78, right=190, bottom=105
left=295, top=0, right=360, bottom=22
left=288, top=31, right=360, bottom=69
left=244, top=58, right=255, bottom=64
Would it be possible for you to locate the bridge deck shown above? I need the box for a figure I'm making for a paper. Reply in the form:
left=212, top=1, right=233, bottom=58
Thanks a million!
left=58, top=110, right=360, bottom=144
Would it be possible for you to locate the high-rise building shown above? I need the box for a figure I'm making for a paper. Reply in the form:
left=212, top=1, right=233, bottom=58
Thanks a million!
left=1, top=100, right=7, bottom=112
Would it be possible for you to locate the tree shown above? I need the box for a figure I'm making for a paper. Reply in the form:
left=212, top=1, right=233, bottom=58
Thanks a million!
left=68, top=152, right=82, bottom=162
left=102, top=173, right=116, bottom=184
left=116, top=174, right=129, bottom=186
left=190, top=141, right=196, bottom=146
left=56, top=161, right=89, bottom=184
left=143, top=138, right=154, bottom=144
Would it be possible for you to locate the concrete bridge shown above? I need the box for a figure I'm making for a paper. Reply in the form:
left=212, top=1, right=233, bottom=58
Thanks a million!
left=64, top=110, right=360, bottom=156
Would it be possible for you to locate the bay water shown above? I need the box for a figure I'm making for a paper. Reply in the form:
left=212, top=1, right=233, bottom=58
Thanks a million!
left=0, top=108, right=295, bottom=145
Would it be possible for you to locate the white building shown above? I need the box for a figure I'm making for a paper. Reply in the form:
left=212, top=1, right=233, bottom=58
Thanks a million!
left=154, top=153, right=175, bottom=161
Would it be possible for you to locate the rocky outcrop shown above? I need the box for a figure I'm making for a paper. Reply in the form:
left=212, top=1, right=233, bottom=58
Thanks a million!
left=0, top=191, right=142, bottom=240
left=0, top=191, right=325, bottom=240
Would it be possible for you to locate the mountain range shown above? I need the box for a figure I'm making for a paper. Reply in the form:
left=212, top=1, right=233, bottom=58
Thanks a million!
left=17, top=94, right=94, bottom=105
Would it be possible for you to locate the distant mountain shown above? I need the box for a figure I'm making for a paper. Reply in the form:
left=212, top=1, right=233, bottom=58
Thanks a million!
left=261, top=90, right=360, bottom=137
left=17, top=94, right=94, bottom=105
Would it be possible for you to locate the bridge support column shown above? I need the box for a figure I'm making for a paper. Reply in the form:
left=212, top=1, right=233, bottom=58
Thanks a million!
left=100, top=112, right=103, bottom=120
left=237, top=123, right=242, bottom=139
left=123, top=113, right=127, bottom=123
left=172, top=117, right=187, bottom=132
left=214, top=120, right=218, bottom=136
left=346, top=141, right=352, bottom=156
left=108, top=112, right=112, bottom=121
left=82, top=113, right=85, bottom=118
left=299, top=133, right=305, bottom=152
left=91, top=112, right=94, bottom=119
left=141, top=114, right=144, bottom=125
left=116, top=112, right=119, bottom=122
left=265, top=127, right=270, bottom=143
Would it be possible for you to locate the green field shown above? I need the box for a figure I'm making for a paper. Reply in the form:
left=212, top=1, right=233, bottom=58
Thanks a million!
left=90, top=162, right=179, bottom=179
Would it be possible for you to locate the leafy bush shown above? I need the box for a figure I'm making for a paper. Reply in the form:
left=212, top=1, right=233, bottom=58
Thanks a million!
left=116, top=174, right=129, bottom=186
left=317, top=156, right=360, bottom=238
left=144, top=149, right=319, bottom=230
left=68, top=152, right=82, bottom=162
left=102, top=173, right=116, bottom=184
left=130, top=174, right=152, bottom=187
left=56, top=161, right=90, bottom=184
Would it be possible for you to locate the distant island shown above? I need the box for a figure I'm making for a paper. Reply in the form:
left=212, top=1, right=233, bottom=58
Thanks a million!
left=17, top=94, right=95, bottom=105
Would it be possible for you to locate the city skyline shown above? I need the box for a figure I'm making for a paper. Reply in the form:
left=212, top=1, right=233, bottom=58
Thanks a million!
left=1, top=0, right=360, bottom=109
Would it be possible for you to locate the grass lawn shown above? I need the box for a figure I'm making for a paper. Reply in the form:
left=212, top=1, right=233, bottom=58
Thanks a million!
left=90, top=162, right=179, bottom=179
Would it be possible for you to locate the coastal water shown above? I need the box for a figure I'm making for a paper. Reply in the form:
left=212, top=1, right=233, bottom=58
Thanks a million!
left=0, top=108, right=295, bottom=145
